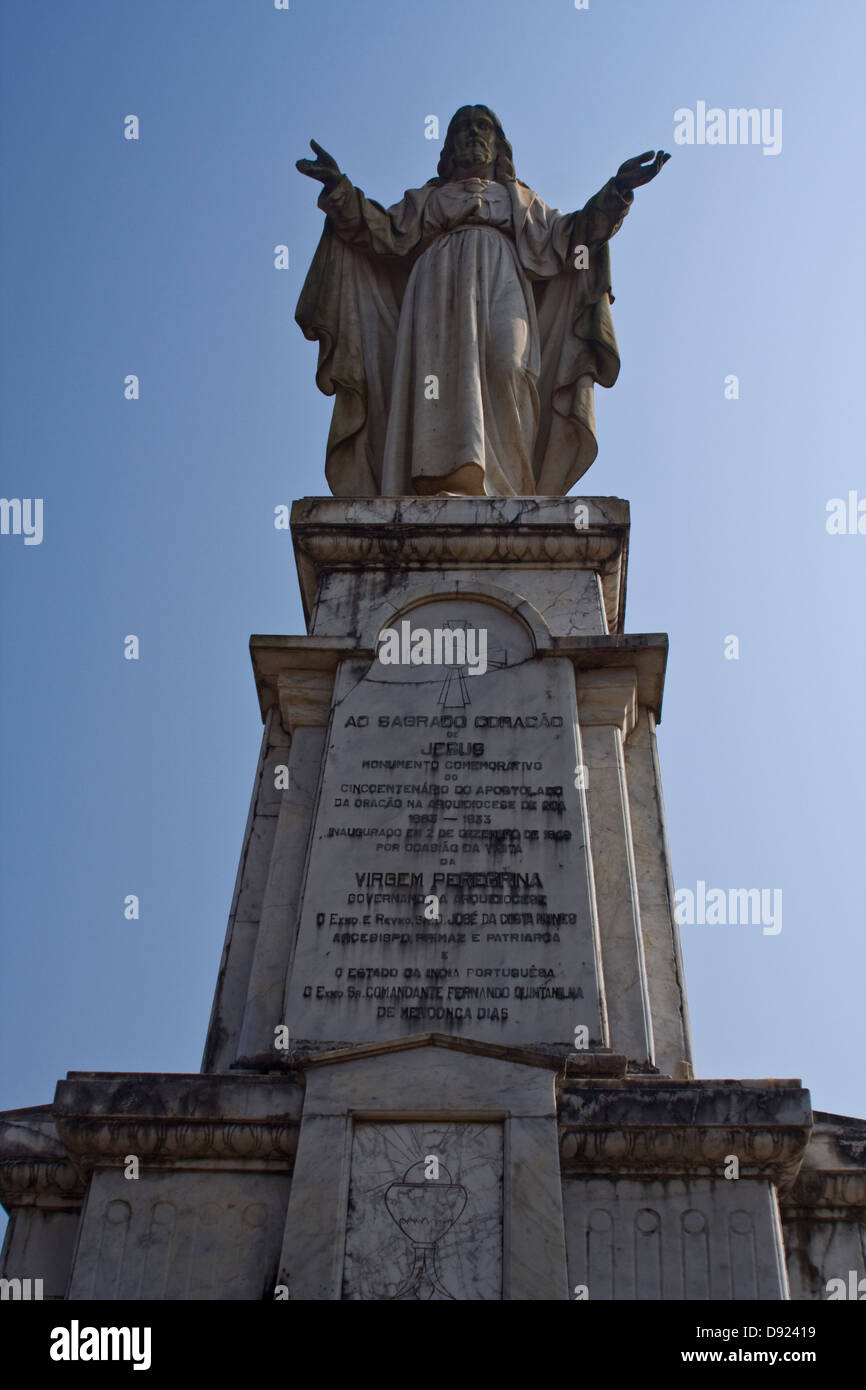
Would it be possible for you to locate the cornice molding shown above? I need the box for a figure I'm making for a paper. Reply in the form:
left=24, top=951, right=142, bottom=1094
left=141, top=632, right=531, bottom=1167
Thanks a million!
left=290, top=496, right=630, bottom=634
left=558, top=1080, right=812, bottom=1188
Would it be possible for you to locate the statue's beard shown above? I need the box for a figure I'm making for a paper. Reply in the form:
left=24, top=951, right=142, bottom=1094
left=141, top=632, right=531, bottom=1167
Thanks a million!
left=454, top=155, right=494, bottom=180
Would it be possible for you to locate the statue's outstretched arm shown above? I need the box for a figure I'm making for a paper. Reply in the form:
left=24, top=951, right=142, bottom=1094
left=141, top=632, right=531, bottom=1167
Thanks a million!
left=576, top=149, right=670, bottom=248
left=296, top=139, right=420, bottom=258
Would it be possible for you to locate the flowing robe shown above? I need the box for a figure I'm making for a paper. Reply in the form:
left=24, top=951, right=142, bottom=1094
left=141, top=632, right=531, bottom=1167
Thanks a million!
left=296, top=172, right=633, bottom=497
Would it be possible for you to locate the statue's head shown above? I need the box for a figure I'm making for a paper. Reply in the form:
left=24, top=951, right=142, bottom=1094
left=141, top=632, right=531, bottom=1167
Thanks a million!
left=436, top=105, right=516, bottom=184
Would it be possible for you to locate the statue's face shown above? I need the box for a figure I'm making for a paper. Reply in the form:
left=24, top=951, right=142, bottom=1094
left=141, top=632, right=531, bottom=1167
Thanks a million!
left=450, top=108, right=497, bottom=171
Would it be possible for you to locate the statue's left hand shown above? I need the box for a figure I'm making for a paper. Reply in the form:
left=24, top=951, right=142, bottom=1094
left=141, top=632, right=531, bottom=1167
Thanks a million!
left=614, top=150, right=670, bottom=193
left=296, top=139, right=342, bottom=190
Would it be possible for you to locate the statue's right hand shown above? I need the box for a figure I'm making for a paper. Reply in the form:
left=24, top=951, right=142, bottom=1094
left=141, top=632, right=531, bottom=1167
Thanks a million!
left=296, top=139, right=342, bottom=189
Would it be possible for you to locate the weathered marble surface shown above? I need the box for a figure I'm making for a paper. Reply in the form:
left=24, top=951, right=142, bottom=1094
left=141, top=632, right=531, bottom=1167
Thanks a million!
left=577, top=669, right=653, bottom=1067
left=782, top=1112, right=866, bottom=1300
left=203, top=498, right=689, bottom=1071
left=0, top=1106, right=84, bottom=1299
left=284, top=596, right=604, bottom=1052
left=277, top=1038, right=569, bottom=1301
left=624, top=707, right=693, bottom=1078
left=68, top=1169, right=291, bottom=1301
left=558, top=1078, right=812, bottom=1186
left=5, top=496, right=860, bottom=1302
left=559, top=1079, right=812, bottom=1300
left=1, top=1059, right=860, bottom=1301
left=53, top=1072, right=301, bottom=1301
left=291, top=496, right=630, bottom=635
left=564, top=1176, right=789, bottom=1300
left=203, top=712, right=288, bottom=1072
left=342, top=1121, right=502, bottom=1300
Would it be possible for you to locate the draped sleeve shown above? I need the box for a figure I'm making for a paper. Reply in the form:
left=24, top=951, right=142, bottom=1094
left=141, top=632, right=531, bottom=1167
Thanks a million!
left=509, top=179, right=633, bottom=495
left=295, top=180, right=436, bottom=494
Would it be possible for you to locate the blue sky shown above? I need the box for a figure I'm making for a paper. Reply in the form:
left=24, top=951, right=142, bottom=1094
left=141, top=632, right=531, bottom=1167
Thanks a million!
left=2, top=0, right=864, bottom=1247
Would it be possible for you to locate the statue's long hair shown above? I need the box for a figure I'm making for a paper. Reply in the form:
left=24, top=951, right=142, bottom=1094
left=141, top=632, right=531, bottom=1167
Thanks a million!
left=433, top=105, right=517, bottom=184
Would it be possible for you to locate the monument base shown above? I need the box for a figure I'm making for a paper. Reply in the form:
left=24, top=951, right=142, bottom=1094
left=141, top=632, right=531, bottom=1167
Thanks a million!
left=2, top=499, right=863, bottom=1300
left=3, top=1062, right=862, bottom=1300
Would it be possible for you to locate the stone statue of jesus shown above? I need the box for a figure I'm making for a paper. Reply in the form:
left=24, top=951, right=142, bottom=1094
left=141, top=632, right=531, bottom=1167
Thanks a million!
left=296, top=105, right=668, bottom=498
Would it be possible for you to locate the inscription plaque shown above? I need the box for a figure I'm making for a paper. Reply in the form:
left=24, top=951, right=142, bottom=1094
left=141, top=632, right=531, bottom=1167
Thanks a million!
left=285, top=599, right=603, bottom=1049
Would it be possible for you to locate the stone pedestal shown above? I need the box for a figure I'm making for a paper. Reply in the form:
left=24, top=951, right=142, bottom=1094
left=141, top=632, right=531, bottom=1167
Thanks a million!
left=207, top=497, right=684, bottom=1075
left=1, top=498, right=863, bottom=1301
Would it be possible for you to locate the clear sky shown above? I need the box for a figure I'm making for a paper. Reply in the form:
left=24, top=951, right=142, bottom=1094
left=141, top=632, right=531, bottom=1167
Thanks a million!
left=2, top=0, right=864, bottom=1248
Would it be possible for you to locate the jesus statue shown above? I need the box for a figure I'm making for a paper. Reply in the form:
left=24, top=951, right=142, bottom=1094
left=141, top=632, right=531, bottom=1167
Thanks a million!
left=296, top=105, right=668, bottom=498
